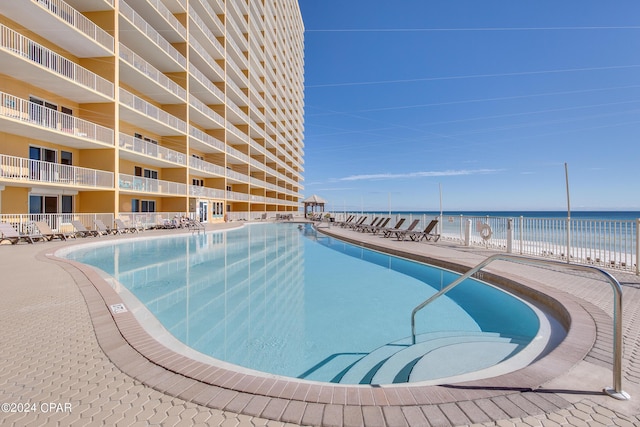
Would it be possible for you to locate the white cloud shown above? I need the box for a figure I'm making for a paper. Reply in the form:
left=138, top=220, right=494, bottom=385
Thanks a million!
left=338, top=169, right=500, bottom=181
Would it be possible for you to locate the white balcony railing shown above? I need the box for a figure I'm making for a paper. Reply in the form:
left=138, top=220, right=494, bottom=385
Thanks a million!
left=118, top=133, right=186, bottom=165
left=145, top=0, right=187, bottom=39
left=32, top=0, right=114, bottom=52
left=188, top=157, right=225, bottom=176
left=119, top=173, right=186, bottom=196
left=0, top=154, right=114, bottom=188
left=226, top=190, right=249, bottom=201
left=0, top=25, right=114, bottom=98
left=189, top=126, right=225, bottom=152
left=189, top=97, right=225, bottom=128
left=189, top=65, right=225, bottom=102
left=0, top=92, right=114, bottom=145
left=119, top=43, right=186, bottom=100
left=119, top=1, right=186, bottom=69
left=189, top=185, right=224, bottom=199
left=119, top=88, right=187, bottom=133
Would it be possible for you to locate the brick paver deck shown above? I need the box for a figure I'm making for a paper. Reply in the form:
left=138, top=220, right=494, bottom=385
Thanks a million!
left=1, top=221, right=640, bottom=426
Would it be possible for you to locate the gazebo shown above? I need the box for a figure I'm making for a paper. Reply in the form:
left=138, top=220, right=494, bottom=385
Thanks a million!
left=303, top=194, right=327, bottom=218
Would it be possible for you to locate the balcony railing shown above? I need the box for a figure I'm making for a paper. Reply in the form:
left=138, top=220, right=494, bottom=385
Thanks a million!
left=0, top=25, right=114, bottom=98
left=119, top=1, right=186, bottom=69
left=118, top=133, right=186, bottom=165
left=0, top=154, right=114, bottom=188
left=189, top=97, right=225, bottom=128
left=119, top=88, right=187, bottom=133
left=189, top=185, right=224, bottom=199
left=119, top=173, right=186, bottom=196
left=32, top=0, right=114, bottom=52
left=189, top=126, right=225, bottom=152
left=119, top=43, right=186, bottom=101
left=145, top=0, right=187, bottom=40
left=1, top=92, right=114, bottom=145
left=189, top=157, right=225, bottom=176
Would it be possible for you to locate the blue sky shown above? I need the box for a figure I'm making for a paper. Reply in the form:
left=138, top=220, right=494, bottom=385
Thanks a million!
left=298, top=1, right=640, bottom=212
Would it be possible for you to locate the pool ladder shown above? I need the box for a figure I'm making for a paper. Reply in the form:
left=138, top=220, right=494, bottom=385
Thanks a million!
left=410, top=253, right=630, bottom=400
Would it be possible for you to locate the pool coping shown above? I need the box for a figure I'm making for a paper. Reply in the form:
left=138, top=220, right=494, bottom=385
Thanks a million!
left=45, top=223, right=608, bottom=426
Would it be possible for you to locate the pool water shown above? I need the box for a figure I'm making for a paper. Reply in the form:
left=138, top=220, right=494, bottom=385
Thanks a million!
left=63, top=223, right=543, bottom=384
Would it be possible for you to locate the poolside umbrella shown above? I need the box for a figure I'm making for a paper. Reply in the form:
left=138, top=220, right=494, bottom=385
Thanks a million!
left=303, top=194, right=327, bottom=218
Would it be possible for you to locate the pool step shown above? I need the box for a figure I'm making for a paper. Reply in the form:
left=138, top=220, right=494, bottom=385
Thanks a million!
left=338, top=331, right=520, bottom=385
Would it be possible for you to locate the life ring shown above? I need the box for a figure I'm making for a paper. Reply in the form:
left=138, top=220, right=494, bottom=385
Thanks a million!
left=479, top=223, right=492, bottom=241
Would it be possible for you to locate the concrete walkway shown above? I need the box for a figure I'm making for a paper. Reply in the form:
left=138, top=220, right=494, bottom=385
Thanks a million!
left=1, top=222, right=640, bottom=426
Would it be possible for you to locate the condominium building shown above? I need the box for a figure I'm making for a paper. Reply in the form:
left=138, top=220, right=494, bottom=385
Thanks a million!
left=0, top=0, right=304, bottom=230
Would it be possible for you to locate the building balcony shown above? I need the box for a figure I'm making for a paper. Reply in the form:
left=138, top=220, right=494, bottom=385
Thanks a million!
left=189, top=185, right=224, bottom=199
left=0, top=25, right=114, bottom=102
left=0, top=92, right=114, bottom=149
left=119, top=88, right=187, bottom=135
left=189, top=97, right=225, bottom=130
left=188, top=65, right=224, bottom=106
left=118, top=1, right=186, bottom=72
left=227, top=190, right=249, bottom=202
left=0, top=154, right=114, bottom=189
left=119, top=43, right=186, bottom=104
left=226, top=169, right=249, bottom=184
left=188, top=126, right=225, bottom=154
left=0, top=0, right=114, bottom=58
left=189, top=157, right=225, bottom=178
left=125, top=0, right=187, bottom=43
left=119, top=173, right=186, bottom=196
left=227, top=145, right=251, bottom=165
left=64, top=0, right=113, bottom=11
left=226, top=124, right=249, bottom=145
left=188, top=6, right=224, bottom=59
left=190, top=0, right=224, bottom=37
left=189, top=38, right=224, bottom=83
left=118, top=133, right=186, bottom=167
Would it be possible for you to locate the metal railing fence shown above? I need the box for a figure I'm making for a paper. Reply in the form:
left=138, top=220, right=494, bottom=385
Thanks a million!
left=0, top=154, right=114, bottom=188
left=0, top=213, right=113, bottom=234
left=329, top=212, right=639, bottom=275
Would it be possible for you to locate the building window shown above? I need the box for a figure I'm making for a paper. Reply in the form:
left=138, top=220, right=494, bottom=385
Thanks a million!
left=61, top=151, right=72, bottom=165
left=141, top=200, right=156, bottom=212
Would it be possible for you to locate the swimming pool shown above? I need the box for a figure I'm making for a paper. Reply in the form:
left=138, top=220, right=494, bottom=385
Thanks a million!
left=62, top=223, right=552, bottom=384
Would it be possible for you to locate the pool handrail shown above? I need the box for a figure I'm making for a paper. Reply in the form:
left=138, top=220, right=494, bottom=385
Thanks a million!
left=410, top=253, right=630, bottom=400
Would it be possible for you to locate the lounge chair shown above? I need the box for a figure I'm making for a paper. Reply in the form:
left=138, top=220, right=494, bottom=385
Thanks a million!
left=34, top=221, right=73, bottom=241
left=408, top=219, right=441, bottom=242
left=380, top=218, right=406, bottom=238
left=368, top=218, right=390, bottom=234
left=354, top=217, right=378, bottom=232
left=94, top=219, right=116, bottom=236
left=72, top=220, right=99, bottom=237
left=115, top=218, right=139, bottom=233
left=0, top=222, right=45, bottom=244
left=393, top=219, right=421, bottom=241
left=336, top=215, right=354, bottom=227
left=348, top=216, right=367, bottom=230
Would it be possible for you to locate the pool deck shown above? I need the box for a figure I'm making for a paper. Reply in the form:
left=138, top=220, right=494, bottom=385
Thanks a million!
left=2, top=220, right=640, bottom=426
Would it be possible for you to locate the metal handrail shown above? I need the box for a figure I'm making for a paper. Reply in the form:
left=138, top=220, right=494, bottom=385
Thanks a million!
left=410, top=253, right=630, bottom=400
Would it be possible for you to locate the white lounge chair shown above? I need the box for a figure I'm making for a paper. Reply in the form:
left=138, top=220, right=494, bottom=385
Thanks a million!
left=0, top=222, right=45, bottom=244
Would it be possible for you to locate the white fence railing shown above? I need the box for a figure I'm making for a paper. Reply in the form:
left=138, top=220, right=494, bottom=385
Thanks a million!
left=119, top=1, right=186, bottom=68
left=330, top=212, right=640, bottom=274
left=32, top=0, right=114, bottom=52
left=0, top=25, right=114, bottom=98
left=118, top=133, right=186, bottom=165
left=119, top=43, right=186, bottom=100
left=1, top=92, right=114, bottom=145
left=0, top=154, right=114, bottom=188
left=0, top=212, right=114, bottom=234
left=119, top=88, right=187, bottom=133
left=118, top=173, right=186, bottom=196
